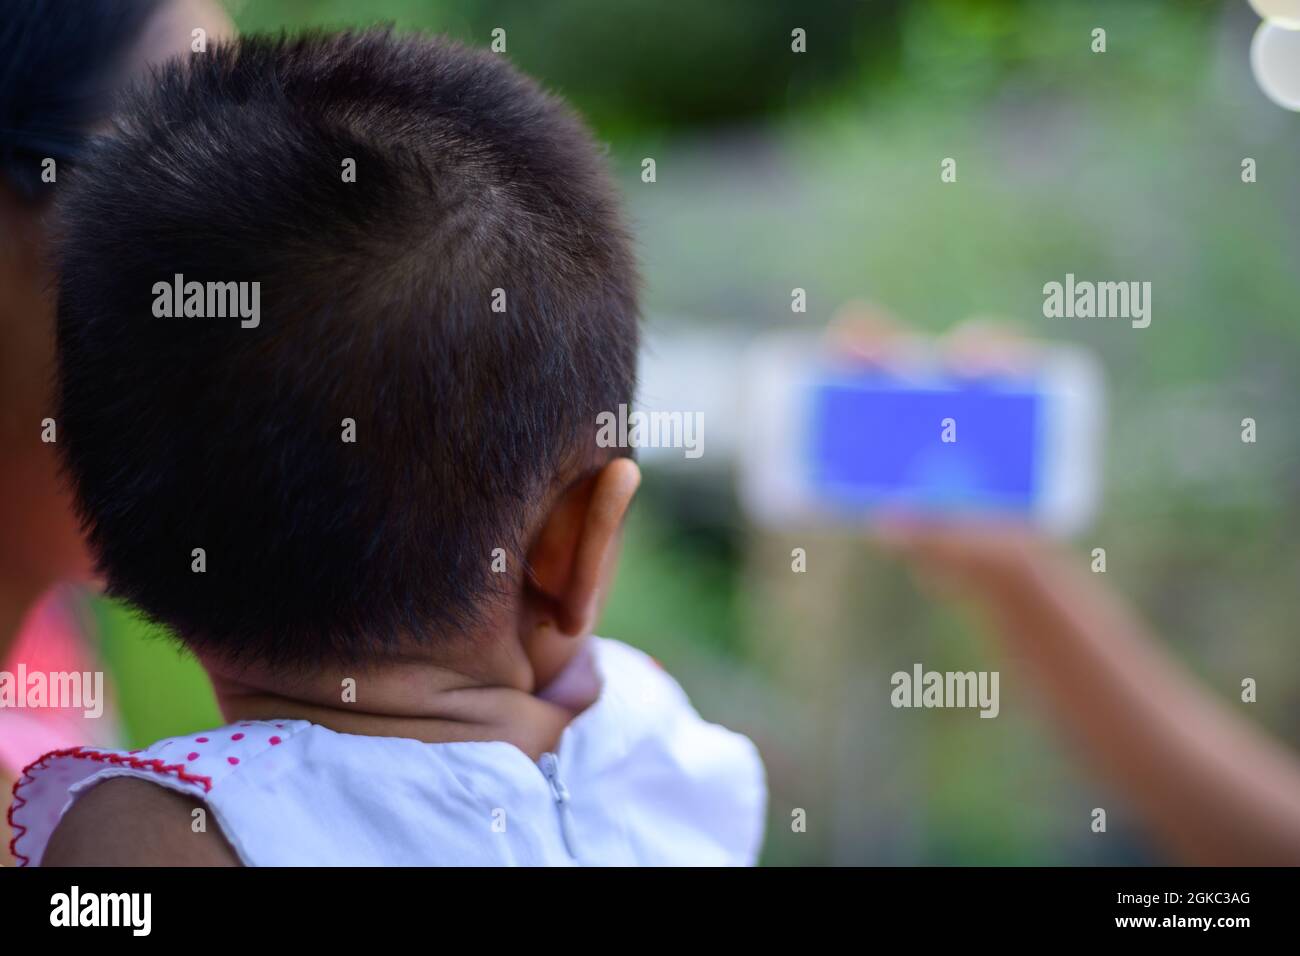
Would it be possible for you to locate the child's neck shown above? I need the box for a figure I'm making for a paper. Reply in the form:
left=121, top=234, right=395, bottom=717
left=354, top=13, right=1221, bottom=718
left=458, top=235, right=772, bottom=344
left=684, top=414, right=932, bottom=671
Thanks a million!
left=204, top=636, right=590, bottom=761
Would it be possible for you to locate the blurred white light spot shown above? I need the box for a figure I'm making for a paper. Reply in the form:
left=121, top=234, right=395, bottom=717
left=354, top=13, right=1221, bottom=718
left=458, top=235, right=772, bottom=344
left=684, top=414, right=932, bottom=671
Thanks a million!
left=1251, top=20, right=1300, bottom=111
left=1249, top=0, right=1300, bottom=30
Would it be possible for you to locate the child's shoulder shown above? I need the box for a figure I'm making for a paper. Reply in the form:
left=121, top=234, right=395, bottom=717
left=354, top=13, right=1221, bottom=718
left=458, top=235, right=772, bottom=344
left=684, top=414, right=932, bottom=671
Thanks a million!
left=40, top=776, right=239, bottom=866
left=10, top=720, right=307, bottom=866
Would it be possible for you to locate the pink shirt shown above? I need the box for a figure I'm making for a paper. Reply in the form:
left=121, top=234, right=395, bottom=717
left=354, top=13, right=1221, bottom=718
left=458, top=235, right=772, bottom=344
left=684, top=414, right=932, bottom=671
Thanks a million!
left=0, top=586, right=122, bottom=777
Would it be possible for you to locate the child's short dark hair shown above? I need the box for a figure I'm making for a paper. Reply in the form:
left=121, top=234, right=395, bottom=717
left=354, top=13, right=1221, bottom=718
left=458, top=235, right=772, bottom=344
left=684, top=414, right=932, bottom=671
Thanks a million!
left=55, top=30, right=638, bottom=667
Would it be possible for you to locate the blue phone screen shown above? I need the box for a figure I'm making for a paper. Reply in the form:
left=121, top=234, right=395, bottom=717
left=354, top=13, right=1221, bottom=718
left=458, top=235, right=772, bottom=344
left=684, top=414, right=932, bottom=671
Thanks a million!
left=809, top=373, right=1043, bottom=516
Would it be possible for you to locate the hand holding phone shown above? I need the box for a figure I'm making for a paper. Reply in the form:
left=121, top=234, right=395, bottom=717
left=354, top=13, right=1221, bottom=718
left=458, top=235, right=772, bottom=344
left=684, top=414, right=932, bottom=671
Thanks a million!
left=738, top=319, right=1104, bottom=537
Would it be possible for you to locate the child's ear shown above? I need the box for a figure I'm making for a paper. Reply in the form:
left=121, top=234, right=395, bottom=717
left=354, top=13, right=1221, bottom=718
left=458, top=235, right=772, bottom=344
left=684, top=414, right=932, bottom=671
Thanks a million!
left=526, top=457, right=640, bottom=637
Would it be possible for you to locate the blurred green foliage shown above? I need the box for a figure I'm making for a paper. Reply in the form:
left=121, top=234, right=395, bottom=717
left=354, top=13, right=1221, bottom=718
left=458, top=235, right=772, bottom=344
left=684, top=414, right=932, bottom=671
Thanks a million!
left=233, top=0, right=900, bottom=136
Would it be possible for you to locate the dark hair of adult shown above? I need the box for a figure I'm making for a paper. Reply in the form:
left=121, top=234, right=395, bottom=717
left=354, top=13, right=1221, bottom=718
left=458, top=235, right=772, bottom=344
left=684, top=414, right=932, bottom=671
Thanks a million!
left=0, top=0, right=164, bottom=202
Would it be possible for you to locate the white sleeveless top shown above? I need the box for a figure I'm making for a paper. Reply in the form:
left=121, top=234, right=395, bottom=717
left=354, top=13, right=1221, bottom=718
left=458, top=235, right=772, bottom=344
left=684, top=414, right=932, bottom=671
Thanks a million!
left=9, top=637, right=766, bottom=866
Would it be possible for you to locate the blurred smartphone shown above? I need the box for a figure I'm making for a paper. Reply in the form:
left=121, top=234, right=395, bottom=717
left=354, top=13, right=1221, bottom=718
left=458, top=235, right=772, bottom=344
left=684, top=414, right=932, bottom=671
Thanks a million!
left=738, top=333, right=1104, bottom=535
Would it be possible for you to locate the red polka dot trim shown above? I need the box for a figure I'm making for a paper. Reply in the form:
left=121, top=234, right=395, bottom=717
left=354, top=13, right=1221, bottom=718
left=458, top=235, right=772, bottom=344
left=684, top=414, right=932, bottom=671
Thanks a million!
left=8, top=747, right=214, bottom=867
